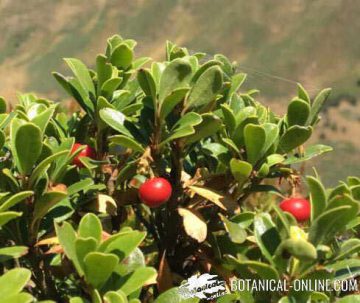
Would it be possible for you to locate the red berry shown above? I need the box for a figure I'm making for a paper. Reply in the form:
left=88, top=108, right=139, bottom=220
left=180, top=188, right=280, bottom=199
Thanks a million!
left=279, top=197, right=311, bottom=222
left=139, top=178, right=172, bottom=208
left=71, top=143, right=95, bottom=168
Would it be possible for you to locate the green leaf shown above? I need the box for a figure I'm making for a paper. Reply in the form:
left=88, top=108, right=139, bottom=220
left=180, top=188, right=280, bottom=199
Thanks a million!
left=84, top=252, right=118, bottom=289
left=0, top=97, right=6, bottom=113
left=333, top=238, right=360, bottom=261
left=2, top=293, right=34, bottom=303
left=221, top=104, right=236, bottom=135
left=104, top=291, right=127, bottom=303
left=0, top=246, right=28, bottom=263
left=159, top=87, right=189, bottom=119
left=307, top=176, right=327, bottom=221
left=240, top=260, right=279, bottom=280
left=244, top=124, right=266, bottom=165
left=230, top=159, right=252, bottom=185
left=0, top=212, right=22, bottom=227
left=99, top=108, right=131, bottom=137
left=102, top=230, right=146, bottom=262
left=96, top=55, right=112, bottom=92
left=64, top=58, right=95, bottom=96
left=254, top=213, right=281, bottom=267
left=133, top=57, right=151, bottom=69
left=185, top=66, right=223, bottom=109
left=101, top=78, right=122, bottom=98
left=161, top=113, right=202, bottom=145
left=0, top=129, right=4, bottom=150
left=110, top=135, right=145, bottom=153
left=78, top=213, right=102, bottom=244
left=287, top=98, right=310, bottom=126
left=75, top=237, right=98, bottom=270
left=137, top=69, right=156, bottom=101
left=307, top=88, right=331, bottom=125
left=229, top=73, right=247, bottom=95
left=55, top=221, right=83, bottom=275
left=33, top=191, right=67, bottom=225
left=336, top=295, right=360, bottom=303
left=325, top=259, right=360, bottom=281
left=0, top=268, right=31, bottom=297
left=119, top=267, right=157, bottom=295
left=266, top=154, right=285, bottom=167
left=278, top=126, right=312, bottom=153
left=262, top=123, right=279, bottom=156
left=110, top=44, right=133, bottom=69
left=154, top=287, right=200, bottom=303
left=297, top=83, right=310, bottom=103
left=276, top=239, right=317, bottom=261
left=219, top=214, right=247, bottom=244
left=31, top=106, right=56, bottom=134
left=159, top=59, right=192, bottom=101
left=15, top=123, right=43, bottom=175
left=308, top=205, right=357, bottom=245
left=0, top=191, right=33, bottom=212
left=283, top=144, right=332, bottom=165
left=185, top=113, right=222, bottom=145
left=29, top=150, right=68, bottom=187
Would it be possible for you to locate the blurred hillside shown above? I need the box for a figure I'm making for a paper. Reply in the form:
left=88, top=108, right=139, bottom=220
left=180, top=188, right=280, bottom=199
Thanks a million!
left=0, top=0, right=359, bottom=185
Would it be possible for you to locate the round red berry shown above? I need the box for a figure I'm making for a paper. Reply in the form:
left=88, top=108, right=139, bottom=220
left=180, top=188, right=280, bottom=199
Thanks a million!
left=279, top=197, right=311, bottom=222
left=139, top=177, right=172, bottom=208
left=71, top=143, right=95, bottom=168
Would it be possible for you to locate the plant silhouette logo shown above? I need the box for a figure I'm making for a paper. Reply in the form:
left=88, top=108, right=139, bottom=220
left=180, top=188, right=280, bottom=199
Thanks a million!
left=179, top=273, right=227, bottom=300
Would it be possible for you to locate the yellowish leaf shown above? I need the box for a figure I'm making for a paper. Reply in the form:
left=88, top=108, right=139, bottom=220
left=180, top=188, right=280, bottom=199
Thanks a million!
left=178, top=208, right=207, bottom=242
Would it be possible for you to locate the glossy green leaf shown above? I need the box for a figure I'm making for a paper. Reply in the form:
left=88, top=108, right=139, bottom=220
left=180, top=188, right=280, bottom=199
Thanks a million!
left=33, top=191, right=67, bottom=225
left=221, top=104, right=236, bottom=135
left=119, top=267, right=157, bottom=295
left=230, top=159, right=252, bottom=185
left=0, top=268, right=31, bottom=297
left=0, top=191, right=33, bottom=212
left=0, top=97, right=6, bottom=113
left=307, top=88, right=332, bottom=125
left=334, top=238, right=360, bottom=261
left=185, top=65, right=223, bottom=109
left=159, top=59, right=192, bottom=101
left=64, top=58, right=95, bottom=96
left=220, top=214, right=247, bottom=243
left=101, top=77, right=122, bottom=98
left=78, top=213, right=102, bottom=244
left=15, top=123, right=43, bottom=175
left=297, top=83, right=310, bottom=103
left=99, top=108, right=131, bottom=137
left=336, top=295, right=360, bottom=303
left=308, top=205, right=357, bottom=245
left=153, top=287, right=199, bottom=303
left=55, top=221, right=83, bottom=274
left=75, top=237, right=98, bottom=270
left=31, top=106, right=56, bottom=134
left=307, top=176, right=327, bottom=221
left=283, top=144, right=332, bottom=165
left=102, top=230, right=146, bottom=262
left=110, top=135, right=145, bottom=153
left=0, top=246, right=28, bottom=263
left=84, top=252, right=118, bottom=289
left=137, top=69, right=156, bottom=100
left=254, top=213, right=281, bottom=266
left=0, top=211, right=22, bottom=227
left=185, top=113, right=222, bottom=145
left=287, top=98, right=310, bottom=126
left=244, top=124, right=266, bottom=164
left=110, top=44, right=133, bottom=69
left=276, top=239, right=317, bottom=261
left=29, top=150, right=68, bottom=187
left=278, top=126, right=312, bottom=153
left=103, top=291, right=127, bottom=303
left=96, top=54, right=112, bottom=92
left=159, top=87, right=189, bottom=119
